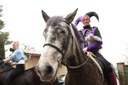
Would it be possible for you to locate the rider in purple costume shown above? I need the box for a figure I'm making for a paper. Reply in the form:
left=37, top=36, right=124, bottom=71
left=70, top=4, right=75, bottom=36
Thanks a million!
left=74, top=11, right=117, bottom=85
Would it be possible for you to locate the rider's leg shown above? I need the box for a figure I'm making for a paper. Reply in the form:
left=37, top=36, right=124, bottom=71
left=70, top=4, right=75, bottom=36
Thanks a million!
left=6, top=64, right=25, bottom=85
left=107, top=69, right=117, bottom=85
left=94, top=52, right=117, bottom=85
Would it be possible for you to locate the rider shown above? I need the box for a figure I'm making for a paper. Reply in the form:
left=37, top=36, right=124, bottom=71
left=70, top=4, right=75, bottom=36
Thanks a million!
left=3, top=41, right=25, bottom=85
left=74, top=11, right=117, bottom=85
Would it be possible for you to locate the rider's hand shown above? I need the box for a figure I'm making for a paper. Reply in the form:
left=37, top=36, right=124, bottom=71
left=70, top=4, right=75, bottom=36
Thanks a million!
left=83, top=47, right=87, bottom=53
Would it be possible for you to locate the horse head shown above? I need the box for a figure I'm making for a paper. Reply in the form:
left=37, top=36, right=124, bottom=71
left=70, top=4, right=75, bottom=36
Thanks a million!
left=36, top=9, right=79, bottom=82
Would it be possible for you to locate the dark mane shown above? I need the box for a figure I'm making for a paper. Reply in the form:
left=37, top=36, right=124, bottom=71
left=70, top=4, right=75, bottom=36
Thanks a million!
left=72, top=24, right=81, bottom=42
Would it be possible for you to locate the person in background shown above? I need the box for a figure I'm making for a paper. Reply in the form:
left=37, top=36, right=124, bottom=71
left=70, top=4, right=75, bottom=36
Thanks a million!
left=74, top=11, right=117, bottom=85
left=0, top=41, right=25, bottom=85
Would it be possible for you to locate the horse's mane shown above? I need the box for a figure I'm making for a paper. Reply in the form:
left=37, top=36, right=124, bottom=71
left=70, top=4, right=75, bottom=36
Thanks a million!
left=71, top=24, right=82, bottom=45
left=70, top=24, right=85, bottom=58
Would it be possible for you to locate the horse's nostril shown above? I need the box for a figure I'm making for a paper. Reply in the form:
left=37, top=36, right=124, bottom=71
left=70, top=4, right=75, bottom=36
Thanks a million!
left=46, top=65, right=53, bottom=74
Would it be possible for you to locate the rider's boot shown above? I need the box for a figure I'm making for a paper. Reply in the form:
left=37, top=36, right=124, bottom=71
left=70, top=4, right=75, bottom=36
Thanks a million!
left=107, top=70, right=117, bottom=85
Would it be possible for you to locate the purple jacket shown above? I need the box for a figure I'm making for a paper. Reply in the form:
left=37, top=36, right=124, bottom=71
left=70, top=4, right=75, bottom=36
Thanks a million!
left=74, top=17, right=102, bottom=52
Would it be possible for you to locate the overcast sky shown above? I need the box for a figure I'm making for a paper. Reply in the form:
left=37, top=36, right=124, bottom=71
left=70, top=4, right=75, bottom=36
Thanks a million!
left=1, top=0, right=128, bottom=65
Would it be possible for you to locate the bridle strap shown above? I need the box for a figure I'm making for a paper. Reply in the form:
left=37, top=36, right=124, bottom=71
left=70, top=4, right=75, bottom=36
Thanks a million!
left=43, top=43, right=64, bottom=57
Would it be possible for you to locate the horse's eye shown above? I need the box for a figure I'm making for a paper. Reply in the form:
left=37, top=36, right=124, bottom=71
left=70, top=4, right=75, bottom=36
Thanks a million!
left=60, top=30, right=65, bottom=34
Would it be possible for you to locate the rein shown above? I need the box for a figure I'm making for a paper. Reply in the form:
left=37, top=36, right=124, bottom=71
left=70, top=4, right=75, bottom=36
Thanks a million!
left=67, top=56, right=89, bottom=69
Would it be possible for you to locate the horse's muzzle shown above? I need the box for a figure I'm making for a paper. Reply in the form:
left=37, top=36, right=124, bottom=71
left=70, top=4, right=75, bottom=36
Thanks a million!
left=35, top=64, right=55, bottom=82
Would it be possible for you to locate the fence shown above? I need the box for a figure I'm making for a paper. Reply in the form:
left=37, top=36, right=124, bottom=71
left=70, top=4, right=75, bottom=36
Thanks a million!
left=117, top=62, right=128, bottom=85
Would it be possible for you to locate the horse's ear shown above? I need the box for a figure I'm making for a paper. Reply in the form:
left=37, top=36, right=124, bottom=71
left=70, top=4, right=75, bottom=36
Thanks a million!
left=65, top=8, right=78, bottom=24
left=41, top=10, right=50, bottom=23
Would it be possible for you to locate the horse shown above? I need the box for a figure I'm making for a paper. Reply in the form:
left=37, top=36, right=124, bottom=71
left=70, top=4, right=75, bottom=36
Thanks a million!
left=35, top=8, right=106, bottom=85
left=0, top=60, right=58, bottom=85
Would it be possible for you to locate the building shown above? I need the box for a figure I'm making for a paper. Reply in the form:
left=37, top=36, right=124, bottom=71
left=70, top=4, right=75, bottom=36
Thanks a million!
left=24, top=50, right=41, bottom=69
left=24, top=50, right=67, bottom=77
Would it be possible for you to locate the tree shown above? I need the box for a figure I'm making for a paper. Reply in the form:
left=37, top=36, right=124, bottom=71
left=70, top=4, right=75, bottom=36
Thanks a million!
left=0, top=5, right=11, bottom=59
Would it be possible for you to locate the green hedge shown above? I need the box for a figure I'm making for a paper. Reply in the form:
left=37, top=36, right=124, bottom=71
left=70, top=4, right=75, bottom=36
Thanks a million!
left=125, top=65, right=128, bottom=85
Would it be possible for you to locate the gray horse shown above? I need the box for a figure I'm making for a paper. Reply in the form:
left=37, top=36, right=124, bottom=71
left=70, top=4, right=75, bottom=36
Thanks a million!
left=36, top=9, right=106, bottom=85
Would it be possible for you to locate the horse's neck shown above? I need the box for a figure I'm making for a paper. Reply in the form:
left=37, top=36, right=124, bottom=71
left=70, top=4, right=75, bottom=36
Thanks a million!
left=67, top=25, right=87, bottom=67
left=67, top=40, right=87, bottom=68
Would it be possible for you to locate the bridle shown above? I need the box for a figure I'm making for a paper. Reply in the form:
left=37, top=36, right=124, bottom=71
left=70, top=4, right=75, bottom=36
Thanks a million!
left=43, top=21, right=72, bottom=62
left=43, top=23, right=89, bottom=69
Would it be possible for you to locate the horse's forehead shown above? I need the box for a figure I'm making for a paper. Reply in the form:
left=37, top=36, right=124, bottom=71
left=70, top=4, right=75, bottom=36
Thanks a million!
left=47, top=16, right=63, bottom=25
left=46, top=21, right=68, bottom=32
left=59, top=22, right=68, bottom=27
left=44, top=16, right=69, bottom=36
